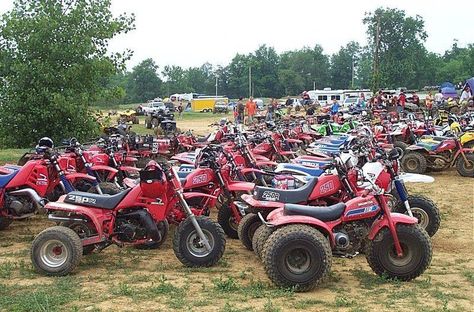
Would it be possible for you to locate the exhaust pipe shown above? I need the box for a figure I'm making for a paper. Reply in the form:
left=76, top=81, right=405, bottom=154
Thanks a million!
left=9, top=188, right=45, bottom=208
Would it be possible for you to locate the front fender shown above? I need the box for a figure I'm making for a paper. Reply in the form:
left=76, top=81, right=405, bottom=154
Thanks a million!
left=227, top=181, right=255, bottom=192
left=65, top=172, right=97, bottom=183
left=241, top=168, right=265, bottom=175
left=119, top=166, right=140, bottom=174
left=405, top=146, right=427, bottom=152
left=368, top=213, right=417, bottom=240
left=90, top=165, right=119, bottom=179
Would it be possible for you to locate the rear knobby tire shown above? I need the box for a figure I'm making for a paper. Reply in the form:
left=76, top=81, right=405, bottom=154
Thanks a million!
left=31, top=226, right=83, bottom=276
left=393, top=195, right=440, bottom=237
left=0, top=217, right=12, bottom=231
left=217, top=201, right=239, bottom=239
left=365, top=224, right=432, bottom=281
left=252, top=224, right=275, bottom=260
left=237, top=213, right=261, bottom=251
left=59, top=221, right=97, bottom=255
left=393, top=141, right=408, bottom=159
left=173, top=216, right=226, bottom=267
left=262, top=224, right=332, bottom=292
left=455, top=154, right=474, bottom=177
left=401, top=152, right=427, bottom=174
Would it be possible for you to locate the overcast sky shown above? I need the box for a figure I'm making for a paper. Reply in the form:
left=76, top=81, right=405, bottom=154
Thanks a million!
left=1, top=0, right=473, bottom=70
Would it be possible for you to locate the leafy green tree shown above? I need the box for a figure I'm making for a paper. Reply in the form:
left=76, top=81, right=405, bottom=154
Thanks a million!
left=226, top=53, right=252, bottom=98
left=250, top=45, right=282, bottom=97
left=330, top=41, right=361, bottom=89
left=0, top=0, right=134, bottom=147
left=279, top=45, right=330, bottom=94
left=126, top=58, right=162, bottom=103
left=363, top=7, right=427, bottom=90
left=161, top=65, right=189, bottom=96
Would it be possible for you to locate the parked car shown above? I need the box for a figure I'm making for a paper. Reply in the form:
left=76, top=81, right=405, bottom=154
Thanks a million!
left=213, top=101, right=229, bottom=114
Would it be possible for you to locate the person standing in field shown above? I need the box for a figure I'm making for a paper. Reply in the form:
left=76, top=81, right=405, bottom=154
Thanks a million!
left=398, top=90, right=406, bottom=116
left=412, top=91, right=420, bottom=106
left=245, top=96, right=256, bottom=125
left=425, top=91, right=434, bottom=118
left=236, top=97, right=245, bottom=124
left=177, top=101, right=183, bottom=119
left=266, top=98, right=275, bottom=121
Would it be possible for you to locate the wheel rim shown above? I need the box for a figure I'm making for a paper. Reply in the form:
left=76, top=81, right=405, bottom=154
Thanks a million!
left=186, top=229, right=214, bottom=258
left=284, top=247, right=311, bottom=274
left=406, top=158, right=419, bottom=171
left=40, top=239, right=68, bottom=268
left=411, top=207, right=429, bottom=229
left=228, top=217, right=238, bottom=231
left=388, top=242, right=412, bottom=267
left=463, top=159, right=474, bottom=170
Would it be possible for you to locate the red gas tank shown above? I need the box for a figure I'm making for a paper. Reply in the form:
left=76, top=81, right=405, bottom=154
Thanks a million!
left=58, top=155, right=77, bottom=173
left=182, top=168, right=215, bottom=189
left=435, top=139, right=456, bottom=152
left=308, top=174, right=342, bottom=200
left=7, top=160, right=49, bottom=197
left=89, top=153, right=109, bottom=166
left=342, top=195, right=380, bottom=222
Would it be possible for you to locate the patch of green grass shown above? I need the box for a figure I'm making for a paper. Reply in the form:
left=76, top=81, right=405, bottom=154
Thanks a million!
left=213, top=276, right=240, bottom=293
left=294, top=298, right=325, bottom=309
left=334, top=296, right=356, bottom=308
left=220, top=302, right=253, bottom=312
left=0, top=148, right=28, bottom=164
left=0, top=276, right=80, bottom=312
left=461, top=270, right=474, bottom=286
left=111, top=282, right=136, bottom=297
left=147, top=275, right=183, bottom=296
left=0, top=262, right=15, bottom=278
left=263, top=299, right=281, bottom=312
left=352, top=269, right=398, bottom=289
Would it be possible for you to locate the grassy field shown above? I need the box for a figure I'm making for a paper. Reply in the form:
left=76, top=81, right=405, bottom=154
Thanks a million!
left=0, top=116, right=473, bottom=312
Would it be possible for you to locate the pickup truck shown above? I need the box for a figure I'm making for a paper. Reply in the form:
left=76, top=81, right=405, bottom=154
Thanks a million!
left=140, top=101, right=169, bottom=115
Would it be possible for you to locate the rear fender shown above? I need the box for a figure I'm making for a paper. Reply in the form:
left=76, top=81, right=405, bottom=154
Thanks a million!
left=44, top=200, right=105, bottom=242
left=253, top=154, right=271, bottom=162
left=65, top=172, right=97, bottom=184
left=368, top=213, right=417, bottom=240
left=405, top=146, right=427, bottom=152
left=280, top=151, right=297, bottom=156
left=241, top=194, right=284, bottom=209
left=227, top=181, right=255, bottom=192
left=287, top=139, right=303, bottom=144
left=265, top=209, right=335, bottom=246
left=241, top=168, right=265, bottom=175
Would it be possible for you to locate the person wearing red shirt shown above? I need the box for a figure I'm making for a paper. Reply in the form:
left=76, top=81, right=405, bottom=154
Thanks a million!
left=398, top=90, right=406, bottom=116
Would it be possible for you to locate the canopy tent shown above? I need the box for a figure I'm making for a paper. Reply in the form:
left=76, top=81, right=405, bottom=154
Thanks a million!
left=440, top=81, right=457, bottom=98
left=465, top=77, right=474, bottom=91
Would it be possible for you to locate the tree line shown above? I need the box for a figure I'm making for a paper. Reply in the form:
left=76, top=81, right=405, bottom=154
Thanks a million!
left=109, top=7, right=473, bottom=104
left=1, top=2, right=472, bottom=147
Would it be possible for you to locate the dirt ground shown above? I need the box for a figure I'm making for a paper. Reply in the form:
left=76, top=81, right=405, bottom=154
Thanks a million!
left=0, top=116, right=473, bottom=311
left=1, top=173, right=473, bottom=311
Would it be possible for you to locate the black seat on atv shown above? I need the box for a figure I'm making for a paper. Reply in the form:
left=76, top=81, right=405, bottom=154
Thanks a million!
left=254, top=177, right=318, bottom=203
left=64, top=189, right=131, bottom=210
left=284, top=203, right=346, bottom=221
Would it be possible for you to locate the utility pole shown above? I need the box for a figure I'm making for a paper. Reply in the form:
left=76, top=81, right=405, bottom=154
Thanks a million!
left=313, top=81, right=316, bottom=90
left=248, top=66, right=252, bottom=98
left=351, top=57, right=355, bottom=89
left=373, top=14, right=381, bottom=91
left=215, top=75, right=218, bottom=97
